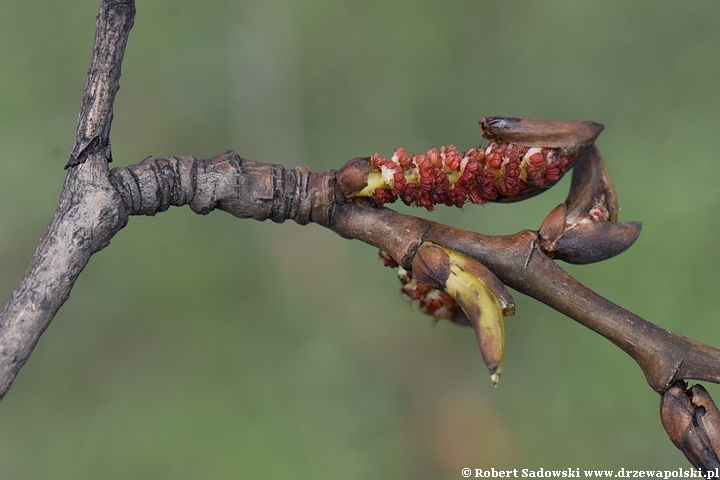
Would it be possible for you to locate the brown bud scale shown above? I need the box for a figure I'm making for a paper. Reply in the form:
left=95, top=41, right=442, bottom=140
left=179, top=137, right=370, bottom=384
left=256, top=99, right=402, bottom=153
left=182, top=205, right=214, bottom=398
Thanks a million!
left=379, top=250, right=469, bottom=326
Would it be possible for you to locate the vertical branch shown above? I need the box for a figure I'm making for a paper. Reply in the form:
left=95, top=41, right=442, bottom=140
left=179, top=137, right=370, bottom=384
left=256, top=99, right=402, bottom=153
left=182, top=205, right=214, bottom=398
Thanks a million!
left=67, top=0, right=135, bottom=169
left=0, top=0, right=135, bottom=398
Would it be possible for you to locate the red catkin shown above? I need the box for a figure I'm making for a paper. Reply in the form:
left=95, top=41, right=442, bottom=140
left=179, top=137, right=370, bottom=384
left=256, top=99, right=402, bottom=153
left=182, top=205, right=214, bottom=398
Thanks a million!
left=366, top=141, right=572, bottom=211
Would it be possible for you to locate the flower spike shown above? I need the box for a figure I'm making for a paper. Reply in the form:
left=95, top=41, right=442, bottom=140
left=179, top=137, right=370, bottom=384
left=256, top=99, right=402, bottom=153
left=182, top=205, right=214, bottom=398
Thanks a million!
left=353, top=117, right=603, bottom=210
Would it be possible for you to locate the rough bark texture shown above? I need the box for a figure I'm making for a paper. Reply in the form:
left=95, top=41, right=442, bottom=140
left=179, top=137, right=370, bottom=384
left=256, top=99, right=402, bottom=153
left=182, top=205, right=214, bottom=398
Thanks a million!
left=0, top=161, right=129, bottom=397
left=67, top=0, right=135, bottom=168
left=109, top=151, right=337, bottom=226
left=0, top=0, right=134, bottom=398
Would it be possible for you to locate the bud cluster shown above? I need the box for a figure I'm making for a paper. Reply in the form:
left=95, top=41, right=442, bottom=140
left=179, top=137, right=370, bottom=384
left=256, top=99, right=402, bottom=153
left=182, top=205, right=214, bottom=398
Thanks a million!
left=360, top=142, right=571, bottom=210
left=379, top=251, right=467, bottom=325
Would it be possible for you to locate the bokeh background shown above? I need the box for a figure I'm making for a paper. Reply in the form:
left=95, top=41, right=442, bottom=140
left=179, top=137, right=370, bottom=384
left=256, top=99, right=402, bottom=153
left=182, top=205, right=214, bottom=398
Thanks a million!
left=2, top=1, right=720, bottom=478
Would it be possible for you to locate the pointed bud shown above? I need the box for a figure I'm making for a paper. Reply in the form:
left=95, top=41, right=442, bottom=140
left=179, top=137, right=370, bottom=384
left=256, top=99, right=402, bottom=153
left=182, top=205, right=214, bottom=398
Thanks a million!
left=412, top=243, right=514, bottom=385
left=538, top=145, right=642, bottom=264
left=660, top=382, right=720, bottom=471
left=552, top=221, right=642, bottom=264
left=480, top=117, right=604, bottom=149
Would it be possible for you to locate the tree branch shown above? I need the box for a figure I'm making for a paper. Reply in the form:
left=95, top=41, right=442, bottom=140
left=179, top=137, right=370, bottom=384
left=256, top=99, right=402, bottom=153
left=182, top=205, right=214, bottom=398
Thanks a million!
left=103, top=151, right=720, bottom=394
left=67, top=0, right=135, bottom=169
left=0, top=0, right=135, bottom=398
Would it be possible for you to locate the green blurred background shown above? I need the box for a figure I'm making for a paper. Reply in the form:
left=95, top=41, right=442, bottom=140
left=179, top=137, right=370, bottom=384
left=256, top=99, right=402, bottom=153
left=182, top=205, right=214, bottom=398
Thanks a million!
left=2, top=1, right=720, bottom=478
